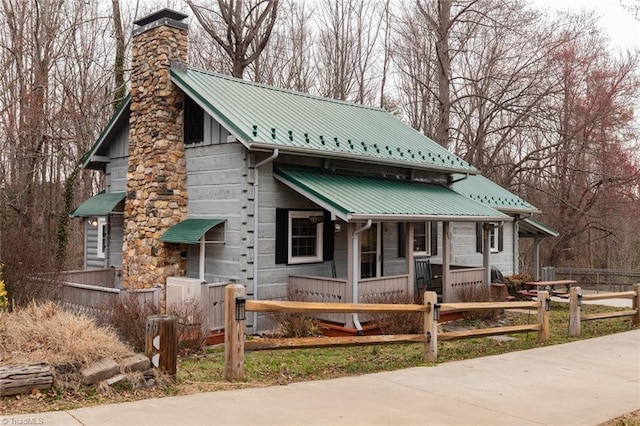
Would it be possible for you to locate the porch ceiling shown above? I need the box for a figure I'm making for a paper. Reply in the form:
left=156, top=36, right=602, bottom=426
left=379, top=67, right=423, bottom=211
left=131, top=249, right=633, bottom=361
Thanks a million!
left=519, top=217, right=559, bottom=238
left=274, top=168, right=510, bottom=223
left=71, top=191, right=125, bottom=217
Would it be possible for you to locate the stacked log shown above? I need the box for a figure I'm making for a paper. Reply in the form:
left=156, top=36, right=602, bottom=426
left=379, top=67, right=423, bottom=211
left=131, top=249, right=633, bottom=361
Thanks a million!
left=0, top=363, right=53, bottom=396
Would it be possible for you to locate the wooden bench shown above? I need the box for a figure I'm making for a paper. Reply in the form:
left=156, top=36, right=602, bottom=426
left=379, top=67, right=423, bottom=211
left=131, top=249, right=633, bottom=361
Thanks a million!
left=517, top=290, right=538, bottom=299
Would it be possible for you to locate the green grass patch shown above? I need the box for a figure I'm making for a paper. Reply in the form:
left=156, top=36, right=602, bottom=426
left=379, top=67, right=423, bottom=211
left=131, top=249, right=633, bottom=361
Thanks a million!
left=177, top=301, right=635, bottom=386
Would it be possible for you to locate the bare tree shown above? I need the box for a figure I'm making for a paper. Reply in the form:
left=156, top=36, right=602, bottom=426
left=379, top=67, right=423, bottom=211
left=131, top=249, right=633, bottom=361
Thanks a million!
left=186, top=0, right=279, bottom=79
left=315, top=0, right=383, bottom=103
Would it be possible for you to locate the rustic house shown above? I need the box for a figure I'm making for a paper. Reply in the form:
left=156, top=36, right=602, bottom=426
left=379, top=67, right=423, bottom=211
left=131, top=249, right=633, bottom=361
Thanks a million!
left=70, top=9, right=555, bottom=333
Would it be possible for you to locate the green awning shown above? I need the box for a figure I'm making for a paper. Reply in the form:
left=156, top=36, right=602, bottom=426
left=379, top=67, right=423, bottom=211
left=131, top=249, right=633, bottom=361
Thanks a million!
left=274, top=168, right=510, bottom=222
left=71, top=192, right=125, bottom=217
left=160, top=219, right=225, bottom=244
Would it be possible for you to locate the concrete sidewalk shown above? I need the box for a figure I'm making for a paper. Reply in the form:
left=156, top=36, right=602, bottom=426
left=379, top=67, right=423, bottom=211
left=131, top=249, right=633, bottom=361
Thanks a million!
left=2, top=330, right=639, bottom=426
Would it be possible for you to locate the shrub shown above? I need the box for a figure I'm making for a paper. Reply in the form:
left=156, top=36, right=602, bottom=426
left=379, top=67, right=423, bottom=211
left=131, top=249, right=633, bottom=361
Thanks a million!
left=504, top=273, right=533, bottom=299
left=0, top=263, right=7, bottom=311
left=266, top=286, right=320, bottom=338
left=369, top=292, right=423, bottom=335
left=99, top=293, right=160, bottom=352
left=167, top=298, right=206, bottom=352
left=1, top=229, right=61, bottom=308
left=456, top=284, right=500, bottom=322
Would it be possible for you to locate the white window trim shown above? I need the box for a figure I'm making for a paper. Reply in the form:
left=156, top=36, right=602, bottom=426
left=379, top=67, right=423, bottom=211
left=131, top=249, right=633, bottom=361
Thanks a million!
left=97, top=217, right=107, bottom=259
left=489, top=226, right=499, bottom=253
left=287, top=211, right=323, bottom=264
left=413, top=221, right=431, bottom=257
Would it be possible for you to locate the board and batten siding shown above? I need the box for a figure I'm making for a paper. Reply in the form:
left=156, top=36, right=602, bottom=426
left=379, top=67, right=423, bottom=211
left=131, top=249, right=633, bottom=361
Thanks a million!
left=105, top=124, right=129, bottom=192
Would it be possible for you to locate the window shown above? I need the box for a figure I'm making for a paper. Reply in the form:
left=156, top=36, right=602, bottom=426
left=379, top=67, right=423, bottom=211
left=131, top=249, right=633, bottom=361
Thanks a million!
left=489, top=227, right=498, bottom=252
left=476, top=223, right=503, bottom=253
left=275, top=209, right=334, bottom=265
left=97, top=217, right=107, bottom=259
left=398, top=222, right=437, bottom=258
left=413, top=222, right=431, bottom=256
left=184, top=96, right=204, bottom=144
left=288, top=211, right=323, bottom=264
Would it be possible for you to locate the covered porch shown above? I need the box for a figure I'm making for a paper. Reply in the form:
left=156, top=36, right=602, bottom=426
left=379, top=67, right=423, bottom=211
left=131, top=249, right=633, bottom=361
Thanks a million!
left=275, top=168, right=509, bottom=330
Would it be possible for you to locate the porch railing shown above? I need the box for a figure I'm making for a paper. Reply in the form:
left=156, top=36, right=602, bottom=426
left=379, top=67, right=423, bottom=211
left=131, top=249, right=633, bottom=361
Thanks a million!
left=287, top=274, right=410, bottom=324
left=448, top=267, right=486, bottom=303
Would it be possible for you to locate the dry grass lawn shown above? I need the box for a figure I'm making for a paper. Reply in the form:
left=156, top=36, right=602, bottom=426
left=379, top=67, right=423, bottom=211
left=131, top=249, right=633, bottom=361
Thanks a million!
left=0, top=301, right=134, bottom=365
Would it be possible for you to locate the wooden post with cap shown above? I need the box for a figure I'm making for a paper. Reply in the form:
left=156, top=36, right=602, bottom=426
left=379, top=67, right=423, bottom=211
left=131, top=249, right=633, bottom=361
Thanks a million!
left=224, top=283, right=246, bottom=381
left=423, top=291, right=438, bottom=362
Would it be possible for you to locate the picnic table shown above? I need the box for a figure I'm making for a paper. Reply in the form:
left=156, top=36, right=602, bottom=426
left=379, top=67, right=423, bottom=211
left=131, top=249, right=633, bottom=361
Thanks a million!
left=518, top=280, right=578, bottom=299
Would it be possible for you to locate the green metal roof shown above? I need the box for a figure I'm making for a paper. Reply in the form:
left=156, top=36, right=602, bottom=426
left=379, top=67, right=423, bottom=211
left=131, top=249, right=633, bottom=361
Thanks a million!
left=519, top=217, right=559, bottom=238
left=274, top=168, right=509, bottom=222
left=452, top=174, right=539, bottom=214
left=160, top=219, right=225, bottom=244
left=171, top=67, right=477, bottom=174
left=71, top=192, right=126, bottom=217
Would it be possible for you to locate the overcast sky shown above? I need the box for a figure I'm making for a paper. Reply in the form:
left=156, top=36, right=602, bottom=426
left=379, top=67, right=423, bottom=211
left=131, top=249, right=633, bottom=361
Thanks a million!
left=532, top=0, right=640, bottom=51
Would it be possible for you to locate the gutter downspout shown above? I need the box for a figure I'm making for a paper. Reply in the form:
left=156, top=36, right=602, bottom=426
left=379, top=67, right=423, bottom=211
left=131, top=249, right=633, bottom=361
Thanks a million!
left=352, top=220, right=372, bottom=335
left=252, top=148, right=279, bottom=333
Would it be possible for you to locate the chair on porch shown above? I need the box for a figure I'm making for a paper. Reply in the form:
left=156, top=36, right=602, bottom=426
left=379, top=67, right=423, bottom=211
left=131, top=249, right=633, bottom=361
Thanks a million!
left=415, top=259, right=442, bottom=300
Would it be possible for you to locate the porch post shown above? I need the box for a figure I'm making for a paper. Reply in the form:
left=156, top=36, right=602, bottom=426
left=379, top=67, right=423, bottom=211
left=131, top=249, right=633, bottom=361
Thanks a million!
left=407, top=222, right=415, bottom=298
left=533, top=238, right=541, bottom=280
left=483, top=223, right=491, bottom=285
left=442, top=221, right=450, bottom=302
left=513, top=220, right=519, bottom=275
left=345, top=222, right=355, bottom=328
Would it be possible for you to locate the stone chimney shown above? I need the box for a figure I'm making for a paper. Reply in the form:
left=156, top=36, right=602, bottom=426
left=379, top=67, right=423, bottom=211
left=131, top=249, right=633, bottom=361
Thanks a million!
left=122, top=9, right=189, bottom=309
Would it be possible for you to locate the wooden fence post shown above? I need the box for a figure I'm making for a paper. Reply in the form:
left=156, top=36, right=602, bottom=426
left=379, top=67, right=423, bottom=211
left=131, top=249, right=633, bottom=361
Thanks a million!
left=568, top=286, right=581, bottom=337
left=633, top=284, right=640, bottom=327
left=224, top=283, right=246, bottom=381
left=423, top=291, right=438, bottom=362
left=537, top=290, right=550, bottom=343
left=145, top=314, right=178, bottom=378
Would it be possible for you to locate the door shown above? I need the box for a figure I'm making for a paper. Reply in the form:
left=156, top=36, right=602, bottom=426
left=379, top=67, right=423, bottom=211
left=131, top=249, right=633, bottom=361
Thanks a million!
left=360, top=223, right=381, bottom=279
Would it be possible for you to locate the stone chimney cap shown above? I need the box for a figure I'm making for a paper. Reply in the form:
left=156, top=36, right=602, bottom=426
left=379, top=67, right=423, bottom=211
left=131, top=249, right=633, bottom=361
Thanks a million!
left=134, top=9, right=187, bottom=26
left=133, top=9, right=188, bottom=36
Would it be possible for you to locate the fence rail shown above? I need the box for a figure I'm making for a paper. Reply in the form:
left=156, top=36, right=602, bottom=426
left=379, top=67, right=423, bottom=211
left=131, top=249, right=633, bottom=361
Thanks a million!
left=568, top=285, right=640, bottom=336
left=223, top=284, right=550, bottom=381
left=544, top=267, right=640, bottom=292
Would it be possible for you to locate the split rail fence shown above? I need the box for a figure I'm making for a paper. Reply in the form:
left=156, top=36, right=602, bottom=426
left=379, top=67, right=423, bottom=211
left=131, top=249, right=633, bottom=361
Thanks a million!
left=223, top=284, right=550, bottom=381
left=568, top=284, right=640, bottom=337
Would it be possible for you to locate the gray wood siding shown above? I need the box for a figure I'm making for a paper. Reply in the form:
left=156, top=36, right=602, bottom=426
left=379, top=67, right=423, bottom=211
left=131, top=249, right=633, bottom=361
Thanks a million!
left=84, top=221, right=106, bottom=269
left=105, top=124, right=129, bottom=192
left=429, top=221, right=515, bottom=276
left=184, top=142, right=247, bottom=283
left=109, top=214, right=124, bottom=268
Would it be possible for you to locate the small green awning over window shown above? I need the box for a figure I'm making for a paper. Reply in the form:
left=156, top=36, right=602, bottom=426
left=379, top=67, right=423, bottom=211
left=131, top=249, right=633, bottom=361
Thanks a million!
left=71, top=192, right=125, bottom=217
left=161, top=219, right=225, bottom=244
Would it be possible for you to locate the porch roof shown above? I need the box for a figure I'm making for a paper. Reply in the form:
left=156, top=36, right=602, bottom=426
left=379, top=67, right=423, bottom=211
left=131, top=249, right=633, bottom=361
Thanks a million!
left=160, top=218, right=225, bottom=244
left=452, top=174, right=540, bottom=214
left=274, top=168, right=510, bottom=223
left=71, top=192, right=125, bottom=217
left=519, top=217, right=559, bottom=238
